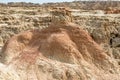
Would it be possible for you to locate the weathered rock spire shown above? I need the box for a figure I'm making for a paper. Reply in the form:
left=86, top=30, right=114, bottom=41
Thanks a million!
left=50, top=7, right=72, bottom=24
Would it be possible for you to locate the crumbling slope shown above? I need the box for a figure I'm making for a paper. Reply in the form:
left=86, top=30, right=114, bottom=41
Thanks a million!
left=0, top=22, right=119, bottom=80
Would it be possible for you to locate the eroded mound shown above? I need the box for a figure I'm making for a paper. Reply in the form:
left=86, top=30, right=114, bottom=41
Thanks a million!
left=0, top=22, right=119, bottom=80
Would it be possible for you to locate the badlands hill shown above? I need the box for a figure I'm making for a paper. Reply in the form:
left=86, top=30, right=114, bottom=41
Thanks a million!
left=0, top=7, right=119, bottom=80
left=0, top=1, right=120, bottom=80
left=0, top=22, right=120, bottom=80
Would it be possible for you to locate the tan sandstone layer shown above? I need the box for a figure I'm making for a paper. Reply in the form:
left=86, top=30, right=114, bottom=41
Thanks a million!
left=0, top=3, right=119, bottom=80
left=0, top=20, right=119, bottom=79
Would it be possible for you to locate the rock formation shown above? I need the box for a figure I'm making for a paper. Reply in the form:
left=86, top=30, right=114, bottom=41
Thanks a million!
left=50, top=7, right=72, bottom=23
left=0, top=4, right=120, bottom=75
left=0, top=7, right=119, bottom=80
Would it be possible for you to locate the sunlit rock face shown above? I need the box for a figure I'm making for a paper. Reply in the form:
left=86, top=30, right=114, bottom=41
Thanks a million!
left=0, top=7, right=119, bottom=80
left=0, top=7, right=120, bottom=80
left=50, top=7, right=73, bottom=24
left=0, top=63, right=20, bottom=80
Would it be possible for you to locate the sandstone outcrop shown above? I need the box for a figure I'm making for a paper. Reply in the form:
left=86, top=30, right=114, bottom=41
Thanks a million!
left=0, top=5, right=120, bottom=67
left=0, top=22, right=119, bottom=80
left=0, top=7, right=120, bottom=80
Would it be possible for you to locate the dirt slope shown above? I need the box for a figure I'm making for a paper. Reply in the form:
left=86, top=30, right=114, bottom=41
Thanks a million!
left=0, top=22, right=119, bottom=80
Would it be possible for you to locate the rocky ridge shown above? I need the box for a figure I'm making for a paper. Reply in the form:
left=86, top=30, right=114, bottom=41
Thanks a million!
left=0, top=7, right=120, bottom=65
left=0, top=22, right=120, bottom=80
left=0, top=1, right=120, bottom=79
left=0, top=7, right=119, bottom=80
